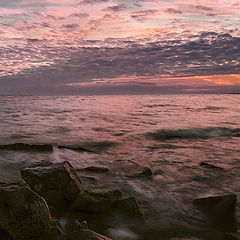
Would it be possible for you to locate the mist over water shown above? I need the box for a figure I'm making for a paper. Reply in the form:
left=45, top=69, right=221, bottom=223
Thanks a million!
left=1, top=94, right=240, bottom=239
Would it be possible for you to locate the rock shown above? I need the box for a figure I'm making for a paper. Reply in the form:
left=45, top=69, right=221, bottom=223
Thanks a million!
left=116, top=197, right=144, bottom=218
left=72, top=187, right=122, bottom=214
left=193, top=194, right=237, bottom=220
left=28, top=160, right=53, bottom=168
left=0, top=143, right=53, bottom=152
left=224, top=232, right=240, bottom=240
left=80, top=166, right=109, bottom=173
left=128, top=167, right=152, bottom=178
left=65, top=220, right=89, bottom=232
left=0, top=181, right=61, bottom=240
left=21, top=161, right=83, bottom=208
left=66, top=220, right=112, bottom=240
left=170, top=238, right=203, bottom=240
left=0, top=230, right=12, bottom=240
left=113, top=161, right=152, bottom=178
left=200, top=162, right=223, bottom=170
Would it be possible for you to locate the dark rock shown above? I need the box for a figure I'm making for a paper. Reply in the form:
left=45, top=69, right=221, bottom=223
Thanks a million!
left=72, top=187, right=122, bottom=214
left=66, top=220, right=112, bottom=240
left=0, top=181, right=61, bottom=240
left=224, top=232, right=240, bottom=240
left=78, top=175, right=98, bottom=184
left=28, top=160, right=53, bottom=168
left=21, top=161, right=83, bottom=208
left=80, top=166, right=109, bottom=173
left=0, top=143, right=53, bottom=152
left=0, top=230, right=12, bottom=240
left=126, top=165, right=152, bottom=178
left=200, top=162, right=223, bottom=170
left=116, top=197, right=144, bottom=218
left=193, top=194, right=237, bottom=220
left=65, top=220, right=89, bottom=233
left=113, top=161, right=152, bottom=179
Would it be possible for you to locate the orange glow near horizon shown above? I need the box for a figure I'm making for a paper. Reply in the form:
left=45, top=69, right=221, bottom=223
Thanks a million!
left=66, top=74, right=240, bottom=88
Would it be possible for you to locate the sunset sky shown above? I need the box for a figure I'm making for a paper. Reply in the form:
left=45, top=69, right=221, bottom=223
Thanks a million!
left=0, top=0, right=239, bottom=94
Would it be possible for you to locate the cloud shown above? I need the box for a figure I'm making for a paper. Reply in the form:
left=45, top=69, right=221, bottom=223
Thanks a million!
left=106, top=4, right=127, bottom=12
left=232, top=1, right=240, bottom=7
left=0, top=31, right=239, bottom=94
left=164, top=8, right=182, bottom=14
left=194, top=5, right=213, bottom=11
left=79, top=0, right=109, bottom=4
left=131, top=9, right=158, bottom=21
left=62, top=23, right=79, bottom=28
left=0, top=0, right=239, bottom=94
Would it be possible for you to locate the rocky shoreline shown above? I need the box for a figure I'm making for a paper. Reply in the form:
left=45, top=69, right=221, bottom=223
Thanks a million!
left=0, top=161, right=144, bottom=240
left=0, top=158, right=239, bottom=240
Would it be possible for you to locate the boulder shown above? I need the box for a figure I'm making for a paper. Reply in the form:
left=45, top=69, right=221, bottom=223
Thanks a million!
left=127, top=166, right=152, bottom=178
left=113, top=161, right=152, bottom=178
left=116, top=197, right=144, bottom=218
left=80, top=166, right=109, bottom=173
left=0, top=230, right=12, bottom=240
left=0, top=143, right=53, bottom=152
left=224, top=232, right=240, bottom=240
left=21, top=161, right=83, bottom=208
left=0, top=181, right=61, bottom=240
left=72, top=187, right=122, bottom=214
left=66, top=220, right=112, bottom=240
left=193, top=194, right=237, bottom=220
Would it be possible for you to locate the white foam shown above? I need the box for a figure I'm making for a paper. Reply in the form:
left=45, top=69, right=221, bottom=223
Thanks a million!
left=108, top=227, right=138, bottom=240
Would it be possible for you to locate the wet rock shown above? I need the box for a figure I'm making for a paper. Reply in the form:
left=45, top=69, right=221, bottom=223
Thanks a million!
left=78, top=175, right=98, bottom=184
left=114, top=161, right=152, bottom=178
left=127, top=165, right=152, bottom=178
left=170, top=238, right=203, bottom=240
left=80, top=166, right=109, bottom=173
left=21, top=161, right=83, bottom=208
left=28, top=160, right=53, bottom=168
left=72, top=187, right=122, bottom=214
left=0, top=181, right=61, bottom=240
left=0, top=230, right=12, bottom=240
left=200, top=162, right=223, bottom=170
left=66, top=220, right=112, bottom=240
left=224, top=232, right=240, bottom=240
left=0, top=143, right=53, bottom=151
left=116, top=197, right=144, bottom=218
left=193, top=194, right=237, bottom=220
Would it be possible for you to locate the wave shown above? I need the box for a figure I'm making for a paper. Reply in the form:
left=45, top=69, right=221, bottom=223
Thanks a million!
left=145, top=127, right=240, bottom=140
left=58, top=141, right=118, bottom=153
left=195, top=106, right=227, bottom=112
left=145, top=104, right=178, bottom=108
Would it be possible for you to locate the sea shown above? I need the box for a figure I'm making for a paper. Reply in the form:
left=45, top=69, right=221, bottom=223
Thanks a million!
left=1, top=94, right=240, bottom=240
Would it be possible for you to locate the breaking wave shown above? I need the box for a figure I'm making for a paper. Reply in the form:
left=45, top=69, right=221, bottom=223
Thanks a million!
left=146, top=127, right=240, bottom=140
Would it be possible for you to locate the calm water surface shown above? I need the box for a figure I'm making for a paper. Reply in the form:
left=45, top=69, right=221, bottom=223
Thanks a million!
left=1, top=94, right=240, bottom=239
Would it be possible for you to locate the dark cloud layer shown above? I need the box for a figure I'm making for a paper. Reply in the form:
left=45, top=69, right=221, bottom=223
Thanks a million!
left=165, top=8, right=182, bottom=14
left=0, top=32, right=239, bottom=94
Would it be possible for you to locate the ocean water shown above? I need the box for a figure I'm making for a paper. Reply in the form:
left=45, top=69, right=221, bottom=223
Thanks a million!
left=1, top=94, right=240, bottom=239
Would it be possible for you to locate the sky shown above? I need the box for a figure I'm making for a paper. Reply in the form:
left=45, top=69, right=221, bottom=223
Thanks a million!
left=0, top=0, right=239, bottom=94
